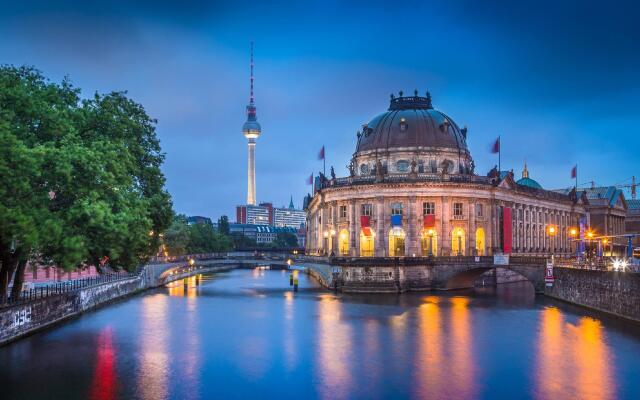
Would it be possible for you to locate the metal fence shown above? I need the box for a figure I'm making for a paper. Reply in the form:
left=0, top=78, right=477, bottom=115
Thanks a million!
left=3, top=272, right=134, bottom=307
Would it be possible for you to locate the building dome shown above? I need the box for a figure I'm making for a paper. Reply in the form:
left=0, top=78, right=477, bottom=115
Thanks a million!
left=351, top=92, right=473, bottom=176
left=355, top=93, right=468, bottom=154
left=516, top=177, right=543, bottom=189
left=516, top=162, right=542, bottom=189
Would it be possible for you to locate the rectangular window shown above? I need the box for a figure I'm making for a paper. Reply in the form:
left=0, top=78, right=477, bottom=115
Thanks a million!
left=391, top=202, right=403, bottom=215
left=453, top=202, right=463, bottom=216
left=423, top=202, right=435, bottom=215
left=475, top=203, right=483, bottom=217
left=361, top=203, right=373, bottom=216
left=339, top=205, right=347, bottom=219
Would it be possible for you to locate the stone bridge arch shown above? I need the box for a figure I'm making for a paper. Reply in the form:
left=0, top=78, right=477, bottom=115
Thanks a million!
left=432, top=263, right=545, bottom=292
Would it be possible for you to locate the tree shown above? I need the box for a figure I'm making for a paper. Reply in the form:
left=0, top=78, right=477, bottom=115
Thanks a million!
left=218, top=215, right=230, bottom=236
left=272, top=232, right=300, bottom=248
left=187, top=222, right=231, bottom=254
left=163, top=214, right=190, bottom=256
left=0, top=66, right=172, bottom=302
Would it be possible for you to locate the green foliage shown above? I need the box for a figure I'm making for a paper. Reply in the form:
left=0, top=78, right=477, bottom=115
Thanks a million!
left=271, top=232, right=300, bottom=248
left=186, top=222, right=232, bottom=254
left=164, top=214, right=190, bottom=256
left=0, top=65, right=173, bottom=301
left=217, top=215, right=230, bottom=236
left=231, top=234, right=257, bottom=249
left=164, top=214, right=232, bottom=255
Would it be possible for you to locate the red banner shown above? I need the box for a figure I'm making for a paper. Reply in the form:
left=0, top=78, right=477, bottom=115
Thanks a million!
left=360, top=215, right=370, bottom=228
left=423, top=215, right=435, bottom=228
left=503, top=207, right=512, bottom=254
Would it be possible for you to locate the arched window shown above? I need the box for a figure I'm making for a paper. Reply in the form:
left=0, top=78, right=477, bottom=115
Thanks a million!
left=360, top=230, right=375, bottom=257
left=451, top=227, right=466, bottom=256
left=339, top=229, right=350, bottom=256
left=389, top=228, right=406, bottom=257
left=420, top=229, right=438, bottom=256
left=475, top=228, right=485, bottom=256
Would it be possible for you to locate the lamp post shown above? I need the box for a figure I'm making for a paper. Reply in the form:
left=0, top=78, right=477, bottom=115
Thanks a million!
left=546, top=225, right=557, bottom=264
left=456, top=229, right=463, bottom=256
left=427, top=228, right=434, bottom=257
left=569, top=227, right=578, bottom=260
left=329, top=229, right=336, bottom=256
left=323, top=231, right=329, bottom=255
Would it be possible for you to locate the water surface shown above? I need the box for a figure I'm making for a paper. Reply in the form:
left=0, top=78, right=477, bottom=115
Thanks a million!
left=2, top=268, right=639, bottom=399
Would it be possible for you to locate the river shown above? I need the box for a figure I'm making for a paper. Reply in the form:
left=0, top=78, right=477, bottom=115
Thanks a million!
left=1, top=268, right=639, bottom=399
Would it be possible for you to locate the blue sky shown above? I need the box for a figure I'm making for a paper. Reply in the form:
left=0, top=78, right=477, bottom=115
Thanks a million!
left=2, top=0, right=639, bottom=219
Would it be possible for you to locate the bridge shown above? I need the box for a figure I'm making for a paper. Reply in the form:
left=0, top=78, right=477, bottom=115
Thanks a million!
left=145, top=253, right=549, bottom=293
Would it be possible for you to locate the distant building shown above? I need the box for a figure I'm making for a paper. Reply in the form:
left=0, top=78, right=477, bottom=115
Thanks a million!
left=230, top=223, right=302, bottom=246
left=626, top=199, right=640, bottom=249
left=274, top=197, right=306, bottom=228
left=187, top=216, right=213, bottom=225
left=556, top=186, right=627, bottom=256
left=229, top=223, right=258, bottom=241
left=236, top=203, right=271, bottom=225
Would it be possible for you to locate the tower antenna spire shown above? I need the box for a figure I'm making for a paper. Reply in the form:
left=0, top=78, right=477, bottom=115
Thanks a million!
left=250, top=41, right=254, bottom=106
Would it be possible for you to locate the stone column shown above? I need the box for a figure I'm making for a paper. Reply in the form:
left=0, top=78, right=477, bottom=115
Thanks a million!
left=331, top=201, right=338, bottom=254
left=407, top=195, right=418, bottom=256
left=350, top=200, right=357, bottom=256
left=376, top=196, right=386, bottom=257
left=468, top=198, right=476, bottom=255
left=442, top=196, right=450, bottom=255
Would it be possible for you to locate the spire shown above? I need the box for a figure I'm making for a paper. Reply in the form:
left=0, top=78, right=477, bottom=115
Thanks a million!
left=289, top=195, right=294, bottom=209
left=522, top=160, right=529, bottom=179
left=245, top=42, right=258, bottom=124
left=250, top=41, right=254, bottom=106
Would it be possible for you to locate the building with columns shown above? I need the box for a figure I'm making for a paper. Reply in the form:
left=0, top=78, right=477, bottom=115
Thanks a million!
left=305, top=92, right=588, bottom=257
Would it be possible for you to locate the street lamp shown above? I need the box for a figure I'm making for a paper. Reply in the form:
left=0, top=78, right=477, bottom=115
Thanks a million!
left=189, top=258, right=195, bottom=266
left=546, top=224, right=558, bottom=264
left=427, top=228, right=435, bottom=257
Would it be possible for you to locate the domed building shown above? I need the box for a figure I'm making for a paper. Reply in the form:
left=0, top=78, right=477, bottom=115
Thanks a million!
left=305, top=92, right=587, bottom=258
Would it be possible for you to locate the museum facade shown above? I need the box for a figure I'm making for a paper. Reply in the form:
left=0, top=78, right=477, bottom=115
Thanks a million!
left=305, top=92, right=588, bottom=258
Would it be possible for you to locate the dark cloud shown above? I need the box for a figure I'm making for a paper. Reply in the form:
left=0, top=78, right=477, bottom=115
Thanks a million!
left=1, top=0, right=638, bottom=217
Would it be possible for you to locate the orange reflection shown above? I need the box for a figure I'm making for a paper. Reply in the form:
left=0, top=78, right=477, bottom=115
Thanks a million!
left=137, top=295, right=169, bottom=399
left=414, top=297, right=444, bottom=398
left=90, top=327, right=116, bottom=400
left=449, top=297, right=476, bottom=399
left=168, top=276, right=199, bottom=298
left=317, top=294, right=352, bottom=400
left=536, top=307, right=616, bottom=400
left=574, top=317, right=615, bottom=400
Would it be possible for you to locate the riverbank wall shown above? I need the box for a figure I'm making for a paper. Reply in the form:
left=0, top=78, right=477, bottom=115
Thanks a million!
left=0, top=261, right=234, bottom=347
left=545, top=267, right=640, bottom=323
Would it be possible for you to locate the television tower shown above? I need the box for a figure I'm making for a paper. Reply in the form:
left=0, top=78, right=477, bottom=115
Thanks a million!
left=242, top=42, right=261, bottom=205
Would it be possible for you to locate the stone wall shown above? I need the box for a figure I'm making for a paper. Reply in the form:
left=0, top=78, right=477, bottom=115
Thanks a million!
left=545, top=267, right=640, bottom=322
left=0, top=277, right=142, bottom=346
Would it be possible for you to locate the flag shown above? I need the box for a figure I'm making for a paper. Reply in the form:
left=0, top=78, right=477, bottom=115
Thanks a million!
left=306, top=173, right=313, bottom=185
left=318, top=145, right=325, bottom=160
left=491, top=137, right=500, bottom=153
left=571, top=165, right=577, bottom=179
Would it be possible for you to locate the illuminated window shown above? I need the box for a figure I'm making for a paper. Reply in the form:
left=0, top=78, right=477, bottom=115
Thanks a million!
left=389, top=228, right=406, bottom=256
left=339, top=229, right=349, bottom=255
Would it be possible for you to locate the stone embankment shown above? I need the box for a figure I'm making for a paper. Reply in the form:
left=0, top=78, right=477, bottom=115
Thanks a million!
left=0, top=259, right=233, bottom=346
left=545, top=267, right=640, bottom=323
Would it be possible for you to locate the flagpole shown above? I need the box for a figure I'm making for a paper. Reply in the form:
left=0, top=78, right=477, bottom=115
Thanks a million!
left=323, top=146, right=326, bottom=177
left=498, top=136, right=501, bottom=173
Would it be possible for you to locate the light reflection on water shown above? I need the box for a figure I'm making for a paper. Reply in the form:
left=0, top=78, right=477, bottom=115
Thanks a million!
left=0, top=270, right=638, bottom=400
left=536, top=306, right=615, bottom=400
